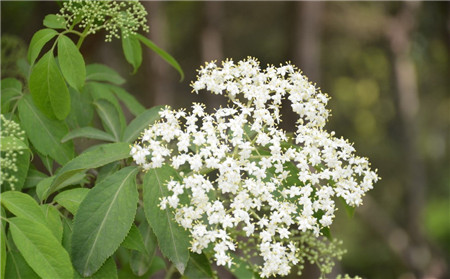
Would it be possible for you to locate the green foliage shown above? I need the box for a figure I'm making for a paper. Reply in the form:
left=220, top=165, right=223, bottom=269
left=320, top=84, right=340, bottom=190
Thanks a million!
left=57, top=35, right=86, bottom=91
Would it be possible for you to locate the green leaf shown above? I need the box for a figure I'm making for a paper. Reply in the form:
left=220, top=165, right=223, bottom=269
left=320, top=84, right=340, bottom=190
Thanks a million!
left=47, top=142, right=131, bottom=199
left=9, top=217, right=73, bottom=279
left=122, top=106, right=164, bottom=143
left=38, top=152, right=54, bottom=174
left=29, top=51, right=71, bottom=120
left=184, top=253, right=214, bottom=279
left=0, top=136, right=28, bottom=151
left=5, top=250, right=39, bottom=279
left=66, top=87, right=94, bottom=129
left=62, top=218, right=73, bottom=254
left=71, top=166, right=138, bottom=277
left=43, top=14, right=65, bottom=29
left=40, top=204, right=63, bottom=242
left=96, top=161, right=121, bottom=184
left=24, top=168, right=48, bottom=189
left=18, top=95, right=75, bottom=165
left=339, top=197, right=356, bottom=218
left=1, top=208, right=6, bottom=279
left=229, top=255, right=259, bottom=279
left=129, top=220, right=157, bottom=276
left=136, top=34, right=184, bottom=81
left=1, top=191, right=47, bottom=225
left=1, top=78, right=22, bottom=112
left=27, top=28, right=58, bottom=66
left=108, top=85, right=145, bottom=116
left=54, top=188, right=90, bottom=215
left=143, top=165, right=190, bottom=274
left=121, top=224, right=147, bottom=254
left=73, top=257, right=118, bottom=279
left=37, top=171, right=86, bottom=202
left=1, top=146, right=30, bottom=192
left=94, top=99, right=122, bottom=142
left=122, top=33, right=142, bottom=74
left=86, top=64, right=125, bottom=85
left=62, top=127, right=116, bottom=143
left=58, top=35, right=86, bottom=91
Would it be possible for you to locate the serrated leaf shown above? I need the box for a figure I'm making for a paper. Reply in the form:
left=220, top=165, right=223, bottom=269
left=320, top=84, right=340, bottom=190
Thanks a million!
left=143, top=165, right=190, bottom=274
left=40, top=204, right=63, bottom=242
left=29, top=51, right=71, bottom=120
left=0, top=136, right=28, bottom=151
left=184, top=253, right=214, bottom=279
left=58, top=35, right=86, bottom=91
left=73, top=257, right=118, bottom=279
left=129, top=220, right=157, bottom=276
left=122, top=106, right=164, bottom=143
left=54, top=187, right=90, bottom=215
left=136, top=34, right=184, bottom=81
left=94, top=99, right=122, bottom=142
left=9, top=217, right=73, bottom=278
left=43, top=14, right=65, bottom=29
left=5, top=250, right=39, bottom=279
left=122, top=33, right=142, bottom=74
left=62, top=127, right=116, bottom=143
left=86, top=64, right=125, bottom=85
left=27, top=28, right=58, bottom=66
left=108, top=85, right=145, bottom=116
left=18, top=95, right=74, bottom=164
left=71, top=166, right=138, bottom=277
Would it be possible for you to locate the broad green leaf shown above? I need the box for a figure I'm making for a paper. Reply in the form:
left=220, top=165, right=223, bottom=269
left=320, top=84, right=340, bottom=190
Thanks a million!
left=143, top=165, right=190, bottom=274
left=1, top=78, right=22, bottom=112
left=29, top=51, right=71, bottom=120
left=18, top=95, right=75, bottom=165
left=62, top=127, right=116, bottom=143
left=184, top=253, right=214, bottom=279
left=27, top=28, right=58, bottom=65
left=1, top=191, right=47, bottom=225
left=108, top=85, right=145, bottom=116
left=96, top=161, right=121, bottom=184
left=122, top=106, right=164, bottom=143
left=121, top=224, right=147, bottom=254
left=71, top=166, right=138, bottom=277
left=62, top=218, right=73, bottom=254
left=130, top=220, right=157, bottom=276
left=73, top=257, right=118, bottom=279
left=58, top=35, right=86, bottom=91
left=37, top=171, right=86, bottom=202
left=43, top=14, right=65, bottom=29
left=24, top=168, right=48, bottom=189
left=86, top=64, right=125, bottom=85
left=9, top=217, right=73, bottom=279
left=5, top=250, right=39, bottom=279
left=66, top=87, right=94, bottom=129
left=40, top=204, right=63, bottom=242
left=94, top=99, right=122, bottom=142
left=147, top=257, right=166, bottom=277
left=1, top=208, right=6, bottom=279
left=0, top=136, right=28, bottom=151
left=48, top=142, right=131, bottom=198
left=136, top=34, right=184, bottom=81
left=122, top=33, right=142, bottom=74
left=54, top=188, right=90, bottom=215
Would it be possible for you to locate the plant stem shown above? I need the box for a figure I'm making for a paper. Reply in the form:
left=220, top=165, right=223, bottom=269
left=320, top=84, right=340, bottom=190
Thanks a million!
left=76, top=24, right=91, bottom=49
left=164, top=264, right=176, bottom=279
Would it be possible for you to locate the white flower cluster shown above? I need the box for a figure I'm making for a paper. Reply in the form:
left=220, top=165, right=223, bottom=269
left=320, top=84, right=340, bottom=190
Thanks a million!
left=132, top=58, right=379, bottom=277
left=58, top=0, right=149, bottom=42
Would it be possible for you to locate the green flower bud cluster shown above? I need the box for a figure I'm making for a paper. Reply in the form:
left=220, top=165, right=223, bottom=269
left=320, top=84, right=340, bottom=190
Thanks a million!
left=57, top=0, right=149, bottom=42
left=0, top=114, right=26, bottom=191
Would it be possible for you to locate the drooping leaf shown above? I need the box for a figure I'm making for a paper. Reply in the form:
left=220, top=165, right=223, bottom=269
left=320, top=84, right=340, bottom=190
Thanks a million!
left=0, top=136, right=28, bottom=152
left=62, top=127, right=116, bottom=143
left=54, top=187, right=90, bottom=215
left=29, top=51, right=71, bottom=120
left=129, top=220, right=157, bottom=276
left=5, top=250, right=39, bottom=279
left=71, top=166, right=138, bottom=277
left=122, top=106, right=164, bottom=143
left=40, top=204, right=63, bottom=242
left=58, top=34, right=86, bottom=91
left=184, top=253, right=214, bottom=279
left=136, top=34, right=184, bottom=81
left=18, top=94, right=75, bottom=165
left=108, top=85, right=145, bottom=116
left=143, top=165, right=190, bottom=274
left=94, top=99, right=122, bottom=142
left=27, top=28, right=58, bottom=66
left=73, top=256, right=118, bottom=279
left=43, top=14, right=66, bottom=29
left=47, top=142, right=131, bottom=198
left=9, top=217, right=73, bottom=279
left=122, top=33, right=142, bottom=74
left=86, top=63, right=125, bottom=85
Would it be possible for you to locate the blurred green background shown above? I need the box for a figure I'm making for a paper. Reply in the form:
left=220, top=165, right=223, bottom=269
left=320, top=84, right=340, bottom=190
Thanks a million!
left=1, top=1, right=449, bottom=278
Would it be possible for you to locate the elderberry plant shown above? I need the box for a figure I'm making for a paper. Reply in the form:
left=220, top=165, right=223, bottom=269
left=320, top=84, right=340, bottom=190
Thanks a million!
left=1, top=1, right=377, bottom=279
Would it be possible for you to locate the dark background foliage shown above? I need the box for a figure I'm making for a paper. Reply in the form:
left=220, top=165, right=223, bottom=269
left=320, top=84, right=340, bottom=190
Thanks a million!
left=2, top=1, right=449, bottom=278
